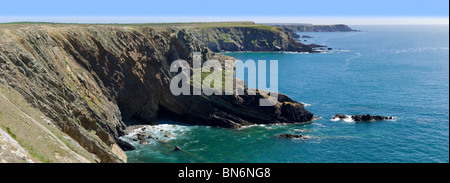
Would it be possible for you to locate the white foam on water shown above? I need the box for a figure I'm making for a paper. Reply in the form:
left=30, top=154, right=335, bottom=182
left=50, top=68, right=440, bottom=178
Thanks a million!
left=386, top=116, right=398, bottom=121
left=239, top=125, right=273, bottom=131
left=330, top=118, right=340, bottom=121
left=312, top=117, right=321, bottom=121
left=330, top=115, right=354, bottom=123
left=294, top=129, right=309, bottom=133
left=301, top=102, right=311, bottom=107
left=313, top=123, right=326, bottom=127
left=342, top=116, right=355, bottom=123
left=282, top=51, right=310, bottom=54
left=124, top=124, right=193, bottom=143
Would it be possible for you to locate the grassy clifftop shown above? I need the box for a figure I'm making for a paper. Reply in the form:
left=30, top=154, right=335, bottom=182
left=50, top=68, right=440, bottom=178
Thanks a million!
left=1, top=21, right=276, bottom=30
left=1, top=21, right=312, bottom=52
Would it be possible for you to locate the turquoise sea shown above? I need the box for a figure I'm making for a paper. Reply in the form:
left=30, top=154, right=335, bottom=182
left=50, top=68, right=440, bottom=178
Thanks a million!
left=124, top=25, right=449, bottom=163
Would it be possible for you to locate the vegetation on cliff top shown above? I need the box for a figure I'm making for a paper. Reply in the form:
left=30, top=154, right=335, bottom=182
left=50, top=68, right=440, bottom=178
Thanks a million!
left=0, top=21, right=274, bottom=29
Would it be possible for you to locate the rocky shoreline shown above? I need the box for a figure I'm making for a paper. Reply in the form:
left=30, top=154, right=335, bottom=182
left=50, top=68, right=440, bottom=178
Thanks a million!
left=0, top=23, right=314, bottom=162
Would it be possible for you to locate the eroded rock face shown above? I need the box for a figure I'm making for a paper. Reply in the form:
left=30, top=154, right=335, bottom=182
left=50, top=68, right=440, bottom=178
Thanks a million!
left=0, top=24, right=313, bottom=162
left=188, top=26, right=313, bottom=52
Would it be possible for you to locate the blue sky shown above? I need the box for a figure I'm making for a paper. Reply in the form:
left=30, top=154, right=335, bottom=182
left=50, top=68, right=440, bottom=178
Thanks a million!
left=0, top=0, right=448, bottom=24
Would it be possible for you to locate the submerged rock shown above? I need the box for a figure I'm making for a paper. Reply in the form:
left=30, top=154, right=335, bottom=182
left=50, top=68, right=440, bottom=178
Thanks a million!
left=174, top=146, right=182, bottom=151
left=278, top=133, right=309, bottom=139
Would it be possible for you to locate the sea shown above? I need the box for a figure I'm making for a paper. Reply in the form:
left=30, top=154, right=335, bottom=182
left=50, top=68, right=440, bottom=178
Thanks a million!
left=123, top=25, right=449, bottom=163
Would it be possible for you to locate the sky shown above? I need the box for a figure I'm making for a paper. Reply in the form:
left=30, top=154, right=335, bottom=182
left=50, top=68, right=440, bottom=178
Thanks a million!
left=0, top=0, right=448, bottom=24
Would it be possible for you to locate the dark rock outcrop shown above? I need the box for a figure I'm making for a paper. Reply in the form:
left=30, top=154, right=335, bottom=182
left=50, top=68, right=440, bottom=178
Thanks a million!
left=332, top=114, right=394, bottom=121
left=332, top=114, right=348, bottom=120
left=115, top=138, right=136, bottom=151
left=279, top=133, right=309, bottom=139
left=352, top=114, right=394, bottom=122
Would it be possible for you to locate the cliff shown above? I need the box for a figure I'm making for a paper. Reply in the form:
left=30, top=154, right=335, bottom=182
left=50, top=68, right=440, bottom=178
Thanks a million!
left=187, top=25, right=313, bottom=52
left=269, top=24, right=357, bottom=32
left=0, top=23, right=313, bottom=163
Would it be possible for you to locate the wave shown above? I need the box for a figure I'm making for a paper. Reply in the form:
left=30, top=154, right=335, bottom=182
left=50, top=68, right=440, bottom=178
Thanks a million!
left=294, top=129, right=310, bottom=133
left=123, top=124, right=192, bottom=144
left=313, top=123, right=326, bottom=127
left=301, top=102, right=311, bottom=107
left=330, top=115, right=355, bottom=123
left=238, top=124, right=267, bottom=130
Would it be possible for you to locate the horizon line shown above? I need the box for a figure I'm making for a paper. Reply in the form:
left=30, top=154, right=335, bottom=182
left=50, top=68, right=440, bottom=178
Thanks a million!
left=0, top=16, right=448, bottom=25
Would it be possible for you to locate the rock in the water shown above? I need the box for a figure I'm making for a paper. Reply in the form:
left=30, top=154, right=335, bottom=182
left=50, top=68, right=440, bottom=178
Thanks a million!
left=174, top=146, right=182, bottom=151
left=136, top=133, right=146, bottom=140
left=352, top=114, right=394, bottom=121
left=332, top=114, right=394, bottom=122
left=332, top=114, right=348, bottom=120
left=279, top=133, right=307, bottom=139
left=115, top=138, right=136, bottom=151
left=139, top=140, right=150, bottom=145
left=131, top=138, right=139, bottom=141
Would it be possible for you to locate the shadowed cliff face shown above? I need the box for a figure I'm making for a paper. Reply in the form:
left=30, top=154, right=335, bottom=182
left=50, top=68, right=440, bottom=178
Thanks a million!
left=189, top=27, right=313, bottom=52
left=0, top=24, right=313, bottom=162
left=188, top=27, right=313, bottom=52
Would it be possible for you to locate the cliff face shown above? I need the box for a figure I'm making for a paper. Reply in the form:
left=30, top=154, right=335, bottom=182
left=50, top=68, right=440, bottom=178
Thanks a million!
left=0, top=24, right=313, bottom=163
left=272, top=24, right=357, bottom=32
left=188, top=26, right=313, bottom=52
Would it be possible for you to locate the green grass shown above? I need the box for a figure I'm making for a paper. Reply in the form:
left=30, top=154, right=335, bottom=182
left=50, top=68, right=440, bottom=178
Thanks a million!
left=61, top=59, right=68, bottom=67
left=4, top=127, right=17, bottom=140
left=26, top=146, right=51, bottom=163
left=0, top=84, right=96, bottom=163
left=70, top=117, right=82, bottom=126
